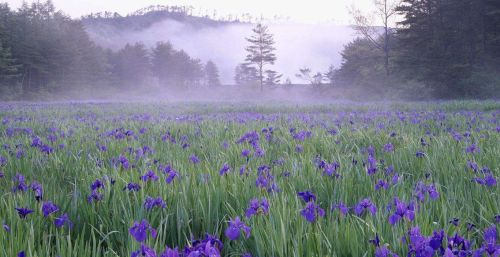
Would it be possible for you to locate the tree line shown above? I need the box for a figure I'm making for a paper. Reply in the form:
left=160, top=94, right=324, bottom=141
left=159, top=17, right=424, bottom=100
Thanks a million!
left=334, top=0, right=500, bottom=99
left=0, top=1, right=220, bottom=99
left=1, top=0, right=499, bottom=100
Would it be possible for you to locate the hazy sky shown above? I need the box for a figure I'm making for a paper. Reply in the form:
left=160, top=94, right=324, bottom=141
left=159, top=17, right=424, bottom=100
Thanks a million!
left=4, top=0, right=375, bottom=24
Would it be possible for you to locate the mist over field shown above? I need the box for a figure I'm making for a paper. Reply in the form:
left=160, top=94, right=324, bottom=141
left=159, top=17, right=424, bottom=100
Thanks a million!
left=0, top=0, right=499, bottom=101
left=85, top=20, right=354, bottom=83
left=0, top=1, right=500, bottom=257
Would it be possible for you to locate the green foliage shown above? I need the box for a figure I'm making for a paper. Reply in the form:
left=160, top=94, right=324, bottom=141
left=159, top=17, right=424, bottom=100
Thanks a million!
left=337, top=0, right=500, bottom=99
left=0, top=102, right=498, bottom=256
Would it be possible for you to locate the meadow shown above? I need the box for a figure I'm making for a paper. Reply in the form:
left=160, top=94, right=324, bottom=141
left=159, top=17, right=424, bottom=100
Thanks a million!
left=0, top=101, right=498, bottom=257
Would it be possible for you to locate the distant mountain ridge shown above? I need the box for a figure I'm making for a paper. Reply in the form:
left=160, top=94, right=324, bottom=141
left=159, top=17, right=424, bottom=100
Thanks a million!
left=81, top=5, right=246, bottom=31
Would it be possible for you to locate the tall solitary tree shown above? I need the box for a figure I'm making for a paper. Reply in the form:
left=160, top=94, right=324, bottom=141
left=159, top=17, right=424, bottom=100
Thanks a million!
left=350, top=0, right=400, bottom=76
left=244, top=23, right=277, bottom=92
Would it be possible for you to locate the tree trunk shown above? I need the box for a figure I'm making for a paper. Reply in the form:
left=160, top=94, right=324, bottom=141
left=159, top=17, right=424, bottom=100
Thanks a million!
left=259, top=62, right=263, bottom=92
left=384, top=0, right=390, bottom=76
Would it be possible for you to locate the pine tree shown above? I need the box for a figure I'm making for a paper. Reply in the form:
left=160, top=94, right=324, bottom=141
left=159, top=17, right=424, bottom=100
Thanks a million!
left=0, top=41, right=20, bottom=84
left=151, top=41, right=175, bottom=86
left=264, top=70, right=282, bottom=86
left=324, top=65, right=336, bottom=87
left=234, top=63, right=257, bottom=86
left=204, top=60, right=221, bottom=87
left=112, top=43, right=151, bottom=87
left=244, top=23, right=277, bottom=91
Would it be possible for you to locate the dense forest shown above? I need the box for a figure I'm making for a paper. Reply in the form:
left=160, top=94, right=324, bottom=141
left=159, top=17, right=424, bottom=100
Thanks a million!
left=336, top=0, right=500, bottom=99
left=0, top=1, right=220, bottom=100
left=0, top=0, right=499, bottom=100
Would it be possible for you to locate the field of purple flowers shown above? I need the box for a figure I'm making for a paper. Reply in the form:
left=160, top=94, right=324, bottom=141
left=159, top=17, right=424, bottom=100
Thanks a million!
left=0, top=101, right=498, bottom=257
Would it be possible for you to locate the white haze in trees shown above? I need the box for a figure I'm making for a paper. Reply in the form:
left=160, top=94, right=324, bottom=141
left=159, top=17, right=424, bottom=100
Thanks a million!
left=85, top=19, right=355, bottom=84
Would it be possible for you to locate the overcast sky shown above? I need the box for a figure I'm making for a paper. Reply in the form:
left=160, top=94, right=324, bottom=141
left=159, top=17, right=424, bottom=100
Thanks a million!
left=3, top=0, right=375, bottom=24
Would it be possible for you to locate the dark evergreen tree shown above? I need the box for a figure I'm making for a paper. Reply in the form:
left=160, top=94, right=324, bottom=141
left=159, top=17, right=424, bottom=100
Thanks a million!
left=204, top=60, right=221, bottom=87
left=151, top=41, right=175, bottom=86
left=234, top=63, right=258, bottom=86
left=264, top=70, right=282, bottom=86
left=111, top=43, right=151, bottom=87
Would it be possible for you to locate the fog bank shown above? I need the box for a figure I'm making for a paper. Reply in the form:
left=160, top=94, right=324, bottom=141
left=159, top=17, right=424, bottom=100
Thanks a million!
left=85, top=20, right=355, bottom=83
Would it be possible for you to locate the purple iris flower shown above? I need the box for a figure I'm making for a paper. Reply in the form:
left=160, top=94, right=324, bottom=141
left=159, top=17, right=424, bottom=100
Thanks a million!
left=3, top=223, right=10, bottom=233
left=375, top=179, right=389, bottom=190
left=388, top=197, right=415, bottom=225
left=183, top=234, right=223, bottom=257
left=416, top=151, right=425, bottom=158
left=189, top=154, right=200, bottom=164
left=30, top=181, right=43, bottom=201
left=119, top=155, right=130, bottom=169
left=447, top=232, right=471, bottom=254
left=466, top=223, right=476, bottom=231
left=91, top=179, right=105, bottom=190
left=124, top=183, right=141, bottom=192
left=31, top=136, right=42, bottom=147
left=466, top=143, right=480, bottom=154
left=295, top=144, right=304, bottom=153
left=297, top=191, right=316, bottom=203
left=331, top=202, right=349, bottom=216
left=219, top=163, right=231, bottom=176
left=165, top=170, right=178, bottom=184
left=245, top=198, right=269, bottom=218
left=323, top=161, right=340, bottom=177
left=15, top=207, right=34, bottom=219
left=12, top=173, right=28, bottom=193
left=255, top=167, right=279, bottom=193
left=477, top=225, right=500, bottom=256
left=391, top=173, right=401, bottom=185
left=54, top=213, right=73, bottom=229
left=473, top=174, right=497, bottom=187
left=131, top=244, right=157, bottom=257
left=144, top=196, right=166, bottom=210
left=141, top=170, right=159, bottom=182
left=225, top=216, right=251, bottom=240
left=449, top=218, right=459, bottom=227
left=87, top=190, right=104, bottom=203
left=383, top=143, right=394, bottom=152
left=160, top=247, right=180, bottom=257
left=129, top=220, right=157, bottom=243
left=254, top=147, right=265, bottom=157
left=292, top=130, right=312, bottom=141
left=414, top=181, right=439, bottom=202
left=375, top=246, right=399, bottom=257
left=241, top=149, right=251, bottom=157
left=367, top=155, right=378, bottom=175
left=467, top=160, right=479, bottom=172
left=300, top=202, right=325, bottom=223
left=354, top=198, right=377, bottom=216
left=18, top=251, right=25, bottom=257
left=42, top=201, right=59, bottom=217
left=427, top=184, right=439, bottom=199
left=40, top=144, right=53, bottom=154
left=404, top=226, right=434, bottom=257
